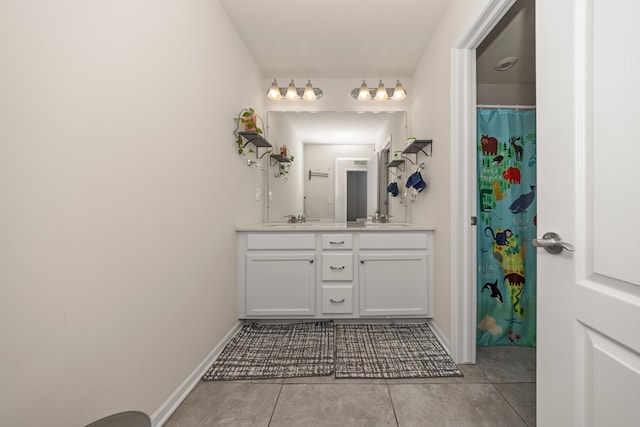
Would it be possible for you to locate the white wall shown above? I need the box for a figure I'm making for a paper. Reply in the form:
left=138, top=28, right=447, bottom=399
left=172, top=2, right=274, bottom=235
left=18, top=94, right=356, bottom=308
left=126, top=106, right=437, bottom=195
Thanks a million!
left=409, top=0, right=492, bottom=342
left=0, top=1, right=264, bottom=426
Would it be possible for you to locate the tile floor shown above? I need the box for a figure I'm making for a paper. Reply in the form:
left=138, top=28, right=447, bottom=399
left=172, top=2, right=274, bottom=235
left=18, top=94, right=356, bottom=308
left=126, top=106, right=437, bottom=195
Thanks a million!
left=165, top=346, right=536, bottom=427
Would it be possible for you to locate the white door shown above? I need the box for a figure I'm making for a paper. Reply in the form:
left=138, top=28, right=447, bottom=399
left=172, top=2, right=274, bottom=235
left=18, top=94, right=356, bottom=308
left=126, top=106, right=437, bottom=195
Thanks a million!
left=536, top=1, right=640, bottom=425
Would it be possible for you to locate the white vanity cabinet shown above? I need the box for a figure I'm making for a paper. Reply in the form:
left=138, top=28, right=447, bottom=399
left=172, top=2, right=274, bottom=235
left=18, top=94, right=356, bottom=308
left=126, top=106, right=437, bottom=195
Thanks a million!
left=242, top=233, right=316, bottom=317
left=237, top=227, right=433, bottom=319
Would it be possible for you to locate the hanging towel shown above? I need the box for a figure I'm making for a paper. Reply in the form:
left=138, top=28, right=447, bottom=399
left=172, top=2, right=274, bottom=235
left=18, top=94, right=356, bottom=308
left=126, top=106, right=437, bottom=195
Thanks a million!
left=406, top=171, right=427, bottom=193
left=387, top=181, right=399, bottom=197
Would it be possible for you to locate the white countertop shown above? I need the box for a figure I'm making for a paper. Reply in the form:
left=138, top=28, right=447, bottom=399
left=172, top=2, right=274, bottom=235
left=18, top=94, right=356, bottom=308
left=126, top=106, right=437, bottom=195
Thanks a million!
left=236, top=222, right=436, bottom=232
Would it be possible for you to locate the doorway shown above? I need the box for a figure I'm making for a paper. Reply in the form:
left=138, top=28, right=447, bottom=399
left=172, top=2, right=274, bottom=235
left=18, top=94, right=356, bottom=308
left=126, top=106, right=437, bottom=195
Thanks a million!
left=335, top=158, right=369, bottom=222
left=346, top=171, right=367, bottom=221
left=451, top=0, right=530, bottom=364
left=475, top=0, right=536, bottom=350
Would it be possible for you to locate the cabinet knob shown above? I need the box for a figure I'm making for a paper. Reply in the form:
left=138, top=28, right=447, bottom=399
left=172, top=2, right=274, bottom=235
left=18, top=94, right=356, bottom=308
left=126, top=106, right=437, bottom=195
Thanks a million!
left=309, top=259, right=314, bottom=264
left=329, top=298, right=345, bottom=304
left=360, top=259, right=365, bottom=264
left=329, top=266, right=345, bottom=270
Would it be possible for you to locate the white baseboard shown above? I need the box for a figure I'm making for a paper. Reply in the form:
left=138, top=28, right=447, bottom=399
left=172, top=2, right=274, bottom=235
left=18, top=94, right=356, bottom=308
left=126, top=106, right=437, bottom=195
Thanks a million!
left=151, top=321, right=243, bottom=427
left=427, top=319, right=452, bottom=355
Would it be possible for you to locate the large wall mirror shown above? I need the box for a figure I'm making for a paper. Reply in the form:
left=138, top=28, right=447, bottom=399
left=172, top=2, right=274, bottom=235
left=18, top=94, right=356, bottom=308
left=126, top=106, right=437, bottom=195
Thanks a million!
left=266, top=111, right=407, bottom=223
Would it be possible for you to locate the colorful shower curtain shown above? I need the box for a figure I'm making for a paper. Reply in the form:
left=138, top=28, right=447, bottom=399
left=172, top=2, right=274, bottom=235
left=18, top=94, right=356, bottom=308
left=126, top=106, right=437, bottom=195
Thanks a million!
left=476, top=108, right=536, bottom=347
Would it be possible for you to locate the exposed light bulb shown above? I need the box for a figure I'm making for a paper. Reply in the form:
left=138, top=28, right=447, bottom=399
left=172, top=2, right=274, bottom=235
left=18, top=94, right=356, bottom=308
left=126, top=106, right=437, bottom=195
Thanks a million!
left=303, top=80, right=316, bottom=101
left=375, top=80, right=388, bottom=101
left=285, top=79, right=298, bottom=101
left=358, top=80, right=371, bottom=101
left=392, top=80, right=406, bottom=101
left=267, top=79, right=281, bottom=100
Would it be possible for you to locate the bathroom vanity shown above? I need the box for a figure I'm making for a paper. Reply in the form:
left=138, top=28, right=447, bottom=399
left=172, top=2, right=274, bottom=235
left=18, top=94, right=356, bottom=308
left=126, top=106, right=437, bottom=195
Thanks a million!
left=237, top=223, right=435, bottom=319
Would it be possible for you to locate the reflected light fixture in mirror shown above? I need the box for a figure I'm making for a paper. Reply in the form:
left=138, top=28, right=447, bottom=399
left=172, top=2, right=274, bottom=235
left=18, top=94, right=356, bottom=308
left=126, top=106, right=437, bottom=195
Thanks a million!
left=351, top=80, right=406, bottom=101
left=267, top=79, right=323, bottom=101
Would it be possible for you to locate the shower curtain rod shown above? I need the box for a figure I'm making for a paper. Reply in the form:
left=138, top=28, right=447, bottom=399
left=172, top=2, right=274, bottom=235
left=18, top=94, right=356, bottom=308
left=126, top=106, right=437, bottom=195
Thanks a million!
left=477, top=104, right=536, bottom=110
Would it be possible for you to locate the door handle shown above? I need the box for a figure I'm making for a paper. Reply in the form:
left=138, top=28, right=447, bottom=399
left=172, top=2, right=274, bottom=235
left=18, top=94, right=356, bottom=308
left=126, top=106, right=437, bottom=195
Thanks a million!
left=532, top=232, right=575, bottom=254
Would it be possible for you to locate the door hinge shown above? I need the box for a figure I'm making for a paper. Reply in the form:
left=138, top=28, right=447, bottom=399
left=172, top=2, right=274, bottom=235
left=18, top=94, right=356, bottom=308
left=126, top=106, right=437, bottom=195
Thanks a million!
left=470, top=216, right=477, bottom=226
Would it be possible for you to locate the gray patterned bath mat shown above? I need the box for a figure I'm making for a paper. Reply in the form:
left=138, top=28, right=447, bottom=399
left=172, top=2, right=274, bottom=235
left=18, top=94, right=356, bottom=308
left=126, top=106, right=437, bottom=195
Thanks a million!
left=335, top=323, right=462, bottom=379
left=203, top=322, right=334, bottom=380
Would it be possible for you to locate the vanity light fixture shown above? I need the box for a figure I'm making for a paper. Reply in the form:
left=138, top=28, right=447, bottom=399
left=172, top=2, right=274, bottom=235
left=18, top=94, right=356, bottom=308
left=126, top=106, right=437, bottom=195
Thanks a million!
left=267, top=79, right=323, bottom=102
left=375, top=80, right=389, bottom=101
left=392, top=80, right=407, bottom=101
left=351, top=79, right=407, bottom=101
left=357, top=80, right=371, bottom=101
left=267, top=79, right=282, bottom=100
left=285, top=79, right=298, bottom=101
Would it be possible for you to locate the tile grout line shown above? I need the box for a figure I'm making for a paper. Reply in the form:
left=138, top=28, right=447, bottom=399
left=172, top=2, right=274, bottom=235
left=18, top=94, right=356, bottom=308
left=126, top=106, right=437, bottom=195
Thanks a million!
left=267, top=381, right=285, bottom=427
left=385, top=382, right=401, bottom=427
left=489, top=382, right=532, bottom=427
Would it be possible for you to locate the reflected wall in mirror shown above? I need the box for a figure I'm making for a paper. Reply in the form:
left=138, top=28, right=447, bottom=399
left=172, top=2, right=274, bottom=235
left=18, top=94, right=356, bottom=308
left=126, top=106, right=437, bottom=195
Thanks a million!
left=266, top=111, right=408, bottom=223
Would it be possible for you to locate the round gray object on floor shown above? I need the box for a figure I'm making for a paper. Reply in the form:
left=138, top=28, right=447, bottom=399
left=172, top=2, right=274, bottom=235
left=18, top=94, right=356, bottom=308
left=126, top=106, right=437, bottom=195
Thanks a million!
left=85, top=411, right=151, bottom=427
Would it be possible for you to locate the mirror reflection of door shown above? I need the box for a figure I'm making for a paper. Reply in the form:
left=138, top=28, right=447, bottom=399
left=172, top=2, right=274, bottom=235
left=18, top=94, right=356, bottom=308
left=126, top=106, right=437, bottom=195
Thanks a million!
left=334, top=158, right=370, bottom=222
left=379, top=147, right=390, bottom=217
left=346, top=171, right=367, bottom=221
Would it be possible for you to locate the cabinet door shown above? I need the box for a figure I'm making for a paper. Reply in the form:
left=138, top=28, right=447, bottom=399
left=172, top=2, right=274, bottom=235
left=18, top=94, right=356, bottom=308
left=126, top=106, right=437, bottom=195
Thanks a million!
left=359, top=253, right=429, bottom=316
left=246, top=253, right=315, bottom=316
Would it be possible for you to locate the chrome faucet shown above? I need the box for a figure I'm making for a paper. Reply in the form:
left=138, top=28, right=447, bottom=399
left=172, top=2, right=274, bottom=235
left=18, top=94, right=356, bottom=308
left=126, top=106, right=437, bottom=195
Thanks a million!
left=370, top=210, right=390, bottom=223
left=285, top=214, right=306, bottom=223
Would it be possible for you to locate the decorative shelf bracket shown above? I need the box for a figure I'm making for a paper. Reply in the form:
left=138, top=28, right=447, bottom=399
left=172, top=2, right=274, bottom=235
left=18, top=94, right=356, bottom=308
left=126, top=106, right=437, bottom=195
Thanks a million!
left=238, top=131, right=273, bottom=159
left=401, top=139, right=433, bottom=164
left=269, top=154, right=292, bottom=167
left=386, top=159, right=405, bottom=177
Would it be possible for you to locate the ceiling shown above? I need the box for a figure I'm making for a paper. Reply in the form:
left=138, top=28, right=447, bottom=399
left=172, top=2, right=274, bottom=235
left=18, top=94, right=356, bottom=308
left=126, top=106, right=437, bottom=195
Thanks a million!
left=218, top=0, right=452, bottom=79
left=476, top=0, right=535, bottom=85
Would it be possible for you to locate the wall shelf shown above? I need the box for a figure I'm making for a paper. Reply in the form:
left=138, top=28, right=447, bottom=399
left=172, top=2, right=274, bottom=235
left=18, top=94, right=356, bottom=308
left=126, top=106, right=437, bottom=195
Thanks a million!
left=401, top=139, right=433, bottom=164
left=386, top=159, right=405, bottom=171
left=386, top=159, right=405, bottom=176
left=238, top=131, right=273, bottom=159
left=269, top=154, right=292, bottom=166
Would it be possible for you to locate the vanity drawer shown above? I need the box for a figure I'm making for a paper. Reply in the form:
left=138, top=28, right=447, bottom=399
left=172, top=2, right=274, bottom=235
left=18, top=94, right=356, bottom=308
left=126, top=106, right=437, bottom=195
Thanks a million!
left=247, top=233, right=315, bottom=250
left=359, top=232, right=428, bottom=250
left=321, top=253, right=353, bottom=281
left=321, top=285, right=353, bottom=314
left=321, top=234, right=353, bottom=250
